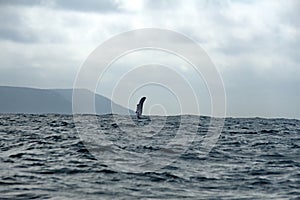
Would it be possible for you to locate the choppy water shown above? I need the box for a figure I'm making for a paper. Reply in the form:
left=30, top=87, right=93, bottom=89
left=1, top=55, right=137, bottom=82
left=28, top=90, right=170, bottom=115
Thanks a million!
left=0, top=114, right=299, bottom=199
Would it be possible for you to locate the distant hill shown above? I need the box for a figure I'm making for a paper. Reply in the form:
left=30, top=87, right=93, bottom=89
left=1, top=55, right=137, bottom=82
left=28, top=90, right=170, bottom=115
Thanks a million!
left=0, top=86, right=133, bottom=115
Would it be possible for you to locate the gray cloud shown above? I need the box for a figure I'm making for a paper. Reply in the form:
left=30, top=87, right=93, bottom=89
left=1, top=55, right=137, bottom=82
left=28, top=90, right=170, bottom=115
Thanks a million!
left=223, top=68, right=300, bottom=119
left=0, top=28, right=36, bottom=43
left=0, top=0, right=120, bottom=13
left=0, top=6, right=49, bottom=43
left=0, top=0, right=43, bottom=6
left=0, top=11, right=39, bottom=43
left=53, top=0, right=120, bottom=13
left=144, top=0, right=182, bottom=10
left=0, top=0, right=299, bottom=118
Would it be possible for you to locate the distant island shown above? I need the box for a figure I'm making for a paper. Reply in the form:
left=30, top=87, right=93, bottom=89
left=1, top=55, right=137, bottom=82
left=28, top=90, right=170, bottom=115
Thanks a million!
left=0, top=86, right=133, bottom=115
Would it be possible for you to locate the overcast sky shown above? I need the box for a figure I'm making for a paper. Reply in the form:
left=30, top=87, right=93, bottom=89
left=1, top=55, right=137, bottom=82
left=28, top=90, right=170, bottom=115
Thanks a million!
left=0, top=0, right=299, bottom=118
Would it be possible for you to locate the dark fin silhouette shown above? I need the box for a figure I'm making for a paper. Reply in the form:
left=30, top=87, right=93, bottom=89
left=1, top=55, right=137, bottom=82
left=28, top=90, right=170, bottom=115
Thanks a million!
left=136, top=97, right=146, bottom=119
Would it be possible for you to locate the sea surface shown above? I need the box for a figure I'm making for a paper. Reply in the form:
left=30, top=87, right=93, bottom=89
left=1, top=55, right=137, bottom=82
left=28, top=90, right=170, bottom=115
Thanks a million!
left=0, top=114, right=299, bottom=200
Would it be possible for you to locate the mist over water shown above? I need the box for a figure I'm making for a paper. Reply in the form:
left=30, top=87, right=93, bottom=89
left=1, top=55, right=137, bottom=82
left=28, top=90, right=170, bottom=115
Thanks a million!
left=0, top=114, right=299, bottom=199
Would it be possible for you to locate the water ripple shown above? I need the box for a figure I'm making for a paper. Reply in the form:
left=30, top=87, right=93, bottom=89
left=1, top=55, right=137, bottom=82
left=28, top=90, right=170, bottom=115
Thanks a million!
left=0, top=114, right=299, bottom=199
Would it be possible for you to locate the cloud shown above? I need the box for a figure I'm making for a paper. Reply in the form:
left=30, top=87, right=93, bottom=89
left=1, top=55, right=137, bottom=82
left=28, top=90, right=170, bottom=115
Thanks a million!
left=0, top=6, right=36, bottom=43
left=53, top=0, right=120, bottom=13
left=0, top=0, right=299, bottom=118
left=0, top=0, right=43, bottom=6
left=0, top=0, right=121, bottom=13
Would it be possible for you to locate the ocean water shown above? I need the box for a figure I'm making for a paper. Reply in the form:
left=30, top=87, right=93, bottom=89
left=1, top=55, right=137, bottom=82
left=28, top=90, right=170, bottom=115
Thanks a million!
left=0, top=114, right=299, bottom=200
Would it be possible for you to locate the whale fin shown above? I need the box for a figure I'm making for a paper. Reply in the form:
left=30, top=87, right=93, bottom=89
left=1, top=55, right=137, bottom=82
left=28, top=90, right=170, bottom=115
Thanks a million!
left=136, top=97, right=146, bottom=119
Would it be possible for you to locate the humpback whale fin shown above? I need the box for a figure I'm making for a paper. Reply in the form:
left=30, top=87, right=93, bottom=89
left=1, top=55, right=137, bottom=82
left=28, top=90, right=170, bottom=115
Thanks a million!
left=136, top=97, right=146, bottom=119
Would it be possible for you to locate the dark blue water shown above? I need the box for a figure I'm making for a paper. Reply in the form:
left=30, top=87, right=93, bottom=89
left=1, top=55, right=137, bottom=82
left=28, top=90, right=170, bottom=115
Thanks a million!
left=0, top=114, right=299, bottom=199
